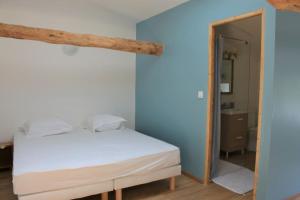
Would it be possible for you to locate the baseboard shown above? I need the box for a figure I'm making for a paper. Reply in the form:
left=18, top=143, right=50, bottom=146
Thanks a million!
left=182, top=171, right=204, bottom=184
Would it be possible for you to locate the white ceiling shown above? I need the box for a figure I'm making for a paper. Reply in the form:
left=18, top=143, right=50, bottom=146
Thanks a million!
left=231, top=16, right=261, bottom=37
left=1, top=0, right=190, bottom=23
left=218, top=16, right=261, bottom=42
left=90, top=0, right=190, bottom=22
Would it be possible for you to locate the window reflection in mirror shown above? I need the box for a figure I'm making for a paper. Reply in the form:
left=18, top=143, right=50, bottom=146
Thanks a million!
left=221, top=59, right=234, bottom=94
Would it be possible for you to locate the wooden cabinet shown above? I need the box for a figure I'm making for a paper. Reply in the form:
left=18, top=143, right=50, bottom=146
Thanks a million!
left=221, top=113, right=248, bottom=157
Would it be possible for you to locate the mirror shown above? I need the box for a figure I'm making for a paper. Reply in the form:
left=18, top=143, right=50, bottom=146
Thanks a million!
left=221, top=59, right=234, bottom=94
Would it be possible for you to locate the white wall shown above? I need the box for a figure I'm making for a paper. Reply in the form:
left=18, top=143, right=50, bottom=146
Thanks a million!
left=0, top=0, right=136, bottom=142
left=218, top=16, right=261, bottom=128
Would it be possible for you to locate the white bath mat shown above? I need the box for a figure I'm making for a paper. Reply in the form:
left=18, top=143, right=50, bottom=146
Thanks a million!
left=216, top=160, right=243, bottom=177
left=212, top=160, right=254, bottom=194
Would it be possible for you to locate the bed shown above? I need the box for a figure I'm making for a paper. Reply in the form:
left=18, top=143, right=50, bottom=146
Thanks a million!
left=13, top=128, right=181, bottom=200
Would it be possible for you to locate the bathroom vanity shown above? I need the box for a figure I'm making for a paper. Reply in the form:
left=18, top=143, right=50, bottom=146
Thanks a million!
left=221, top=110, right=248, bottom=158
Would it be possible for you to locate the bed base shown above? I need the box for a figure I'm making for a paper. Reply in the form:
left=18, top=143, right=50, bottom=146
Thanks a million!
left=17, top=165, right=181, bottom=200
left=17, top=180, right=113, bottom=200
left=114, top=165, right=181, bottom=200
left=19, top=192, right=110, bottom=200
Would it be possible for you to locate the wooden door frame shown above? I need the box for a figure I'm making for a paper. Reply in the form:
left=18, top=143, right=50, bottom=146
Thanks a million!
left=203, top=9, right=265, bottom=199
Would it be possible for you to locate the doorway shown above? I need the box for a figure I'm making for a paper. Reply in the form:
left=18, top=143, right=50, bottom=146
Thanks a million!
left=204, top=9, right=265, bottom=198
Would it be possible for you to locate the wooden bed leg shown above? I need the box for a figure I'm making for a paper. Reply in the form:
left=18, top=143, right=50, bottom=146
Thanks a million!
left=101, top=192, right=108, bottom=200
left=115, top=189, right=122, bottom=200
left=169, top=177, right=176, bottom=191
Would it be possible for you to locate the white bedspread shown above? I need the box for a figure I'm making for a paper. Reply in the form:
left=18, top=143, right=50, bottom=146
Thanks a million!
left=13, top=128, right=180, bottom=195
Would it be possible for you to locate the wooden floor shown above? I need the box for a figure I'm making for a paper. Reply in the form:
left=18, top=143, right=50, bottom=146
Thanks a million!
left=0, top=170, right=253, bottom=200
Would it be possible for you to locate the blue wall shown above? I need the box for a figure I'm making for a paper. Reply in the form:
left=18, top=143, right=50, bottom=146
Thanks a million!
left=265, top=11, right=300, bottom=199
left=136, top=1, right=276, bottom=199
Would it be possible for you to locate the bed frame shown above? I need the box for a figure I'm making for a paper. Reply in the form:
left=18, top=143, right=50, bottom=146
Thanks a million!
left=17, top=180, right=113, bottom=200
left=17, top=165, right=181, bottom=200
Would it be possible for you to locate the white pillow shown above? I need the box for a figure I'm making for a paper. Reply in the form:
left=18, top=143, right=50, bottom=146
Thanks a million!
left=86, top=115, right=126, bottom=133
left=22, top=118, right=73, bottom=138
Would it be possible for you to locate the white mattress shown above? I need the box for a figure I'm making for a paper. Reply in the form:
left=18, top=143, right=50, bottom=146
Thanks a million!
left=13, top=128, right=180, bottom=195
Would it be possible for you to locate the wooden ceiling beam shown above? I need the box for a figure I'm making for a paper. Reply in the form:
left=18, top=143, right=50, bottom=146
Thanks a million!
left=268, top=0, right=300, bottom=12
left=0, top=22, right=163, bottom=56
